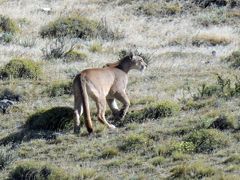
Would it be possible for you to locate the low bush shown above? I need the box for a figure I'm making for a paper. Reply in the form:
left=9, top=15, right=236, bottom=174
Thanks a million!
left=0, top=15, right=18, bottom=34
left=25, top=107, right=74, bottom=131
left=0, top=58, right=41, bottom=79
left=64, top=50, right=87, bottom=62
left=192, top=74, right=240, bottom=100
left=45, top=81, right=72, bottom=97
left=209, top=114, right=237, bottom=130
left=184, top=129, right=229, bottom=153
left=157, top=141, right=195, bottom=157
left=40, top=16, right=120, bottom=40
left=9, top=161, right=70, bottom=180
left=224, top=50, right=240, bottom=69
left=169, top=162, right=216, bottom=179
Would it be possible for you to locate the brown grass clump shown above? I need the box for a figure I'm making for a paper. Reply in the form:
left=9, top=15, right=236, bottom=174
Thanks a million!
left=192, top=33, right=231, bottom=46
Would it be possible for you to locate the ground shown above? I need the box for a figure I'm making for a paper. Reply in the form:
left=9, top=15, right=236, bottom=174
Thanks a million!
left=0, top=0, right=240, bottom=179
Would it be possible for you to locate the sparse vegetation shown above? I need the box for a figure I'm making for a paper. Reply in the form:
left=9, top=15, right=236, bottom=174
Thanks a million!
left=224, top=50, right=240, bottom=69
left=9, top=161, right=70, bottom=180
left=169, top=162, right=216, bottom=179
left=184, top=129, right=229, bottom=153
left=192, top=33, right=231, bottom=46
left=0, top=0, right=239, bottom=179
left=0, top=58, right=41, bottom=79
left=45, top=80, right=72, bottom=97
left=64, top=50, right=87, bottom=62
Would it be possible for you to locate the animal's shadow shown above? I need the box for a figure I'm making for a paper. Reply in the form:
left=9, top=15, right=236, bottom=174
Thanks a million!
left=0, top=107, right=74, bottom=147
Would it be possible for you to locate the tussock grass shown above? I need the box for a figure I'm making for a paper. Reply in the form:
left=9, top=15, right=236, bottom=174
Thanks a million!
left=9, top=160, right=70, bottom=180
left=45, top=80, right=72, bottom=97
left=169, top=162, right=216, bottom=179
left=192, top=33, right=231, bottom=46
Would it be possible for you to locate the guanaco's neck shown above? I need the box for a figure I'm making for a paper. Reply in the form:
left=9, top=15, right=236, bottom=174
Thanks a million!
left=117, top=61, right=132, bottom=73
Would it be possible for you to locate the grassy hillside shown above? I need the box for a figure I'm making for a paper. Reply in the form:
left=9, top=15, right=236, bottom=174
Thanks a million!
left=0, top=0, right=240, bottom=179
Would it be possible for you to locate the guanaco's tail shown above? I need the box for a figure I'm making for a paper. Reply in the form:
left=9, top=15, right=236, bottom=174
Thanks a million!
left=74, top=74, right=93, bottom=133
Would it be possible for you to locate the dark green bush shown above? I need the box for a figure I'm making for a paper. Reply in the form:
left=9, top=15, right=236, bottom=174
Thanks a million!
left=40, top=16, right=120, bottom=40
left=209, top=115, right=236, bottom=130
left=184, top=129, right=228, bottom=153
left=0, top=15, right=18, bottom=34
left=40, top=16, right=98, bottom=39
left=0, top=58, right=41, bottom=79
left=45, top=81, right=72, bottom=97
left=9, top=161, right=70, bottom=180
left=224, top=50, right=240, bottom=69
left=25, top=107, right=74, bottom=131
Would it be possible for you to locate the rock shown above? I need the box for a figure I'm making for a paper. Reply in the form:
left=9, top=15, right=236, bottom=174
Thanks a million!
left=0, top=99, right=14, bottom=114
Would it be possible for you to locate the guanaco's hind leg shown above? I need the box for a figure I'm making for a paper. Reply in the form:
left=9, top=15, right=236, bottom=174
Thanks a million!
left=74, top=94, right=83, bottom=134
left=96, top=98, right=116, bottom=129
left=107, top=98, right=119, bottom=117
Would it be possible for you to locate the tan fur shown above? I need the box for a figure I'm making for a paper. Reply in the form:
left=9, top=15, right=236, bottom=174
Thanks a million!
left=73, top=53, right=147, bottom=134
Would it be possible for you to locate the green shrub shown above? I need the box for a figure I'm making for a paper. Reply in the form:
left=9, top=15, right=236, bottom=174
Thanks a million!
left=25, top=107, right=74, bottom=131
left=169, top=162, right=216, bottom=179
left=45, top=81, right=72, bottom=97
left=157, top=141, right=195, bottom=157
left=209, top=114, right=237, bottom=130
left=9, top=161, right=70, bottom=180
left=40, top=16, right=98, bottom=39
left=0, top=145, right=16, bottom=170
left=184, top=129, right=229, bottom=153
left=0, top=15, right=18, bottom=34
left=40, top=16, right=120, bottom=40
left=0, top=58, right=41, bottom=79
left=193, top=75, right=240, bottom=100
left=64, top=50, right=87, bottom=62
left=224, top=50, right=240, bottom=69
